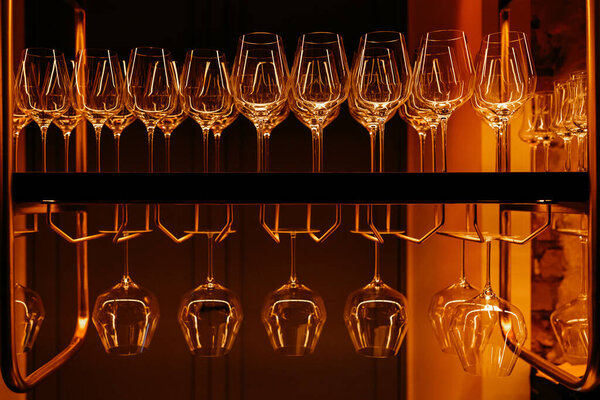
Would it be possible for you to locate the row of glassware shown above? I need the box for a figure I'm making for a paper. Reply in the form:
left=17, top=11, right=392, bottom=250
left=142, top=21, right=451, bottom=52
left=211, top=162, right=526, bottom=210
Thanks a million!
left=13, top=29, right=587, bottom=174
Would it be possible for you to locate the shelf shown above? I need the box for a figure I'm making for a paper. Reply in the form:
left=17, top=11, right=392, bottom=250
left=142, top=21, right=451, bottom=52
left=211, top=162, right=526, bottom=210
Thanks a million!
left=11, top=172, right=590, bottom=205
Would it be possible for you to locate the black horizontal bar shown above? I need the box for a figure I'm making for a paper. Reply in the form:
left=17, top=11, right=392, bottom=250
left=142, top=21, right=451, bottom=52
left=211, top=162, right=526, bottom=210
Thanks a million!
left=11, top=172, right=590, bottom=204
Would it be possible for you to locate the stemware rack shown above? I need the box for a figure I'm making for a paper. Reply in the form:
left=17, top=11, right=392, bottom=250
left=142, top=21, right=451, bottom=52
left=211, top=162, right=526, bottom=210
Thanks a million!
left=1, top=0, right=600, bottom=396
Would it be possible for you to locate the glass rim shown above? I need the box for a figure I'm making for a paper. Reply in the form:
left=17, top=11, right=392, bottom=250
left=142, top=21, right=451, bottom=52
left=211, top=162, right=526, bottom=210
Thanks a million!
left=22, top=47, right=65, bottom=58
left=186, top=48, right=227, bottom=60
left=300, top=31, right=343, bottom=45
left=239, top=32, right=282, bottom=45
left=482, top=31, right=528, bottom=44
left=423, top=29, right=467, bottom=42
left=362, top=30, right=405, bottom=44
left=77, top=48, right=120, bottom=59
left=130, top=46, right=173, bottom=57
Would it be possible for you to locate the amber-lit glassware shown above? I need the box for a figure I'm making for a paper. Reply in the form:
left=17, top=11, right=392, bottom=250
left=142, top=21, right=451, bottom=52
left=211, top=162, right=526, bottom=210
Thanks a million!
left=473, top=31, right=536, bottom=172
left=181, top=50, right=232, bottom=172
left=125, top=47, right=177, bottom=172
left=92, top=241, right=159, bottom=355
left=521, top=91, right=555, bottom=172
left=262, top=233, right=326, bottom=356
left=211, top=103, right=238, bottom=172
left=231, top=32, right=290, bottom=172
left=413, top=30, right=475, bottom=172
left=12, top=97, right=31, bottom=172
left=449, top=241, right=527, bottom=377
left=428, top=240, right=479, bottom=354
left=570, top=71, right=588, bottom=171
left=158, top=61, right=187, bottom=172
left=74, top=48, right=124, bottom=172
left=15, top=48, right=71, bottom=172
left=552, top=80, right=576, bottom=171
left=290, top=32, right=349, bottom=172
left=178, top=235, right=243, bottom=356
left=14, top=283, right=45, bottom=353
left=397, top=94, right=437, bottom=172
left=344, top=242, right=408, bottom=357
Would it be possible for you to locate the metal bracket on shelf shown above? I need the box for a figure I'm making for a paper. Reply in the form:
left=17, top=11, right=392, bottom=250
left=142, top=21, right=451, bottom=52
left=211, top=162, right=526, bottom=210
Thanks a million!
left=46, top=203, right=108, bottom=243
left=13, top=214, right=38, bottom=237
left=158, top=204, right=235, bottom=244
left=260, top=204, right=324, bottom=244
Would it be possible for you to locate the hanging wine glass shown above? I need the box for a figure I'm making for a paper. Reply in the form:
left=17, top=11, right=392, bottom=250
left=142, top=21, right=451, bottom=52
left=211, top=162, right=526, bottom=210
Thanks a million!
left=290, top=32, right=349, bottom=172
left=92, top=240, right=159, bottom=355
left=74, top=48, right=124, bottom=172
left=53, top=61, right=83, bottom=172
left=473, top=31, right=536, bottom=172
left=158, top=61, right=187, bottom=172
left=552, top=80, right=576, bottom=171
left=344, top=242, right=408, bottom=357
left=12, top=93, right=32, bottom=172
left=125, top=47, right=177, bottom=172
left=178, top=234, right=243, bottom=356
left=14, top=48, right=71, bottom=172
left=449, top=241, right=527, bottom=377
left=413, top=30, right=475, bottom=172
left=231, top=32, right=290, bottom=172
left=428, top=240, right=479, bottom=354
left=14, top=283, right=45, bottom=353
left=262, top=233, right=326, bottom=356
left=570, top=71, right=588, bottom=172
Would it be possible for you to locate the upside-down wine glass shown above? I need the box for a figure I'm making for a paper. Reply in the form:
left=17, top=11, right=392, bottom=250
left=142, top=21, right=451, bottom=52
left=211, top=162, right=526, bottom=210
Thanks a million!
left=344, top=241, right=408, bottom=357
left=181, top=49, right=233, bottom=172
left=125, top=47, right=177, bottom=172
left=15, top=48, right=71, bottom=172
left=449, top=241, right=527, bottom=377
left=552, top=80, right=576, bottom=171
left=428, top=239, right=479, bottom=354
left=290, top=32, right=349, bottom=172
left=352, top=31, right=411, bottom=173
left=473, top=31, right=536, bottom=172
left=262, top=233, right=326, bottom=355
left=232, top=32, right=290, bottom=172
left=14, top=283, right=45, bottom=353
left=413, top=30, right=475, bottom=172
left=178, top=234, right=243, bottom=356
left=92, top=240, right=159, bottom=355
left=570, top=71, right=588, bottom=172
left=74, top=48, right=124, bottom=172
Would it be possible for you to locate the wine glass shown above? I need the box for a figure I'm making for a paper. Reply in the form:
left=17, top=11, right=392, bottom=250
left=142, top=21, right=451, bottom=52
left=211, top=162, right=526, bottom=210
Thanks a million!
left=570, top=71, right=588, bottom=171
left=473, top=31, right=536, bottom=172
left=125, top=47, right=177, bottom=172
left=12, top=95, right=32, bottom=172
left=428, top=240, right=479, bottom=354
left=14, top=48, right=71, bottom=172
left=449, top=241, right=527, bottom=377
left=92, top=240, right=159, bottom=355
left=413, top=30, right=475, bottom=172
left=14, top=283, right=45, bottom=353
left=105, top=61, right=136, bottom=173
left=529, top=91, right=555, bottom=172
left=290, top=32, right=349, bottom=172
left=352, top=31, right=411, bottom=172
left=344, top=242, right=408, bottom=357
left=231, top=32, right=290, bottom=172
left=74, top=48, right=124, bottom=172
left=552, top=80, right=576, bottom=171
left=397, top=94, right=435, bottom=172
left=181, top=49, right=233, bottom=173
left=262, top=233, right=326, bottom=355
left=53, top=61, right=83, bottom=172
left=178, top=234, right=243, bottom=356
left=211, top=103, right=238, bottom=172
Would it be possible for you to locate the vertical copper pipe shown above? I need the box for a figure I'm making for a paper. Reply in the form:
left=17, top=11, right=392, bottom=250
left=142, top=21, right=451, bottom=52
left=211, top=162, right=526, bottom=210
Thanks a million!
left=74, top=8, right=87, bottom=173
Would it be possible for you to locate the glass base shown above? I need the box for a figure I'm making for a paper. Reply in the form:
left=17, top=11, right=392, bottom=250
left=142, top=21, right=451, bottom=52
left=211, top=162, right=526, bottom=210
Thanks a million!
left=356, top=347, right=396, bottom=358
left=191, top=347, right=231, bottom=357
left=274, top=346, right=313, bottom=356
left=106, top=345, right=147, bottom=356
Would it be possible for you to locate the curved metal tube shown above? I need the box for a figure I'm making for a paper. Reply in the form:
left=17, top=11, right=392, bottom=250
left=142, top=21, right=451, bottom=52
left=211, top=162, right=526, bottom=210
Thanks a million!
left=47, top=203, right=107, bottom=243
left=306, top=204, right=341, bottom=243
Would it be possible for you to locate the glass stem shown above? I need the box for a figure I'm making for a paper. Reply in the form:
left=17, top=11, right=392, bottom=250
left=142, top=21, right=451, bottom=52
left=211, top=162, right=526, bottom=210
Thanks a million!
left=114, top=133, right=121, bottom=173
left=580, top=235, right=588, bottom=297
left=94, top=125, right=102, bottom=173
left=577, top=135, right=585, bottom=172
left=206, top=234, right=214, bottom=284
left=418, top=132, right=426, bottom=173
left=311, top=125, right=321, bottom=173
left=530, top=143, right=537, bottom=172
left=368, top=127, right=377, bottom=173
left=543, top=141, right=551, bottom=172
left=289, top=233, right=297, bottom=285
left=430, top=124, right=438, bottom=172
left=373, top=241, right=381, bottom=283
left=459, top=239, right=466, bottom=283
left=123, top=238, right=130, bottom=283
left=378, top=120, right=385, bottom=173
left=202, top=128, right=210, bottom=173
left=147, top=126, right=155, bottom=173
left=41, top=125, right=48, bottom=173
left=495, top=126, right=503, bottom=173
left=214, top=131, right=221, bottom=173
left=255, top=128, right=263, bottom=173
left=63, top=132, right=71, bottom=173
left=564, top=138, right=572, bottom=172
left=439, top=117, right=448, bottom=173
left=163, top=132, right=171, bottom=173
left=263, top=132, right=271, bottom=173
left=13, top=133, right=19, bottom=172
left=483, top=241, right=493, bottom=296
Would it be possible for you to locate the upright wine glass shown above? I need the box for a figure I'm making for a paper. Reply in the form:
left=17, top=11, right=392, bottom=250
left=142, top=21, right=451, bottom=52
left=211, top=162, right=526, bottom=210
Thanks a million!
left=231, top=32, right=290, bottom=172
left=529, top=91, right=555, bottom=172
left=181, top=49, right=233, bottom=172
left=570, top=71, right=588, bottom=171
left=397, top=94, right=436, bottom=172
left=211, top=103, right=238, bottom=172
left=92, top=240, right=159, bottom=355
left=428, top=240, right=479, bottom=354
left=413, top=30, right=475, bottom=172
left=15, top=48, right=71, bottom=172
left=552, top=80, right=576, bottom=171
left=178, top=234, right=243, bottom=356
left=262, top=233, right=326, bottom=355
left=473, top=31, right=536, bottom=172
left=352, top=31, right=411, bottom=172
left=125, top=47, right=177, bottom=172
left=74, top=48, right=124, bottom=172
left=12, top=95, right=31, bottom=172
left=53, top=61, right=83, bottom=172
left=449, top=241, right=527, bottom=377
left=290, top=32, right=349, bottom=172
left=344, top=242, right=408, bottom=357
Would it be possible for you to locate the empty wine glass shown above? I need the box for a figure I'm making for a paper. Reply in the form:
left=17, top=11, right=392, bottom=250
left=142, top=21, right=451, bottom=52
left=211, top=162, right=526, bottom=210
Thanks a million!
left=74, top=48, right=124, bottom=172
left=413, top=30, right=475, bottom=172
left=473, top=31, right=536, bottom=172
left=262, top=233, right=326, bottom=356
left=15, top=48, right=71, bottom=172
left=428, top=240, right=479, bottom=354
left=290, top=32, right=349, bottom=172
left=211, top=103, right=238, bottom=172
left=344, top=242, right=408, bottom=357
left=181, top=49, right=233, bottom=172
left=125, top=47, right=177, bottom=172
left=12, top=95, right=31, bottom=172
left=397, top=94, right=434, bottom=172
left=524, top=91, right=555, bottom=172
left=231, top=32, right=290, bottom=172
left=570, top=71, right=588, bottom=171
left=92, top=240, right=159, bottom=355
left=178, top=234, right=243, bottom=356
left=449, top=241, right=527, bottom=377
left=14, top=283, right=45, bottom=353
left=352, top=31, right=411, bottom=172
left=552, top=80, right=576, bottom=171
